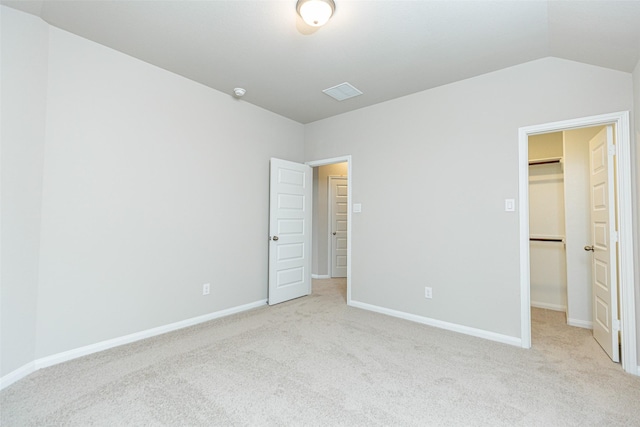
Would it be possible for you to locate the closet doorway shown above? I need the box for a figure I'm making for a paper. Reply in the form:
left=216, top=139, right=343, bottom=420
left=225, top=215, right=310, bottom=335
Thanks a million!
left=518, top=112, right=637, bottom=375
left=528, top=126, right=604, bottom=330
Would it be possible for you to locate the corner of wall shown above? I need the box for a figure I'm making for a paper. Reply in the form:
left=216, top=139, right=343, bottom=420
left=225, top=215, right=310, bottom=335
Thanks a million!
left=0, top=4, right=50, bottom=377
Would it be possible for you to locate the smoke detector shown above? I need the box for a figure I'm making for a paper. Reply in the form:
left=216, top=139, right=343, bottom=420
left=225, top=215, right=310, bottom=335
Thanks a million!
left=234, top=88, right=246, bottom=97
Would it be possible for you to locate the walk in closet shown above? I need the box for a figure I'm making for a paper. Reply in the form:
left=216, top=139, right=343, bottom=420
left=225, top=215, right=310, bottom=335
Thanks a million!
left=528, top=126, right=604, bottom=328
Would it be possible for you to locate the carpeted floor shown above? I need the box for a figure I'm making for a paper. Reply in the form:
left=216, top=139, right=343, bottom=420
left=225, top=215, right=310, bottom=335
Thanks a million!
left=2, top=278, right=639, bottom=426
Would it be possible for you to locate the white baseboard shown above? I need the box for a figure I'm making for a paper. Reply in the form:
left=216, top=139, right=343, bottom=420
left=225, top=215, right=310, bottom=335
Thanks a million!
left=0, top=299, right=267, bottom=391
left=530, top=301, right=567, bottom=312
left=311, top=274, right=330, bottom=279
left=0, top=361, right=36, bottom=391
left=567, top=318, right=593, bottom=329
left=348, top=300, right=522, bottom=347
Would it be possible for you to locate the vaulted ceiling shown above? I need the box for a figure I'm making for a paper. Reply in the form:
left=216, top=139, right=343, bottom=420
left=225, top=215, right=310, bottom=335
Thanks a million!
left=4, top=0, right=640, bottom=123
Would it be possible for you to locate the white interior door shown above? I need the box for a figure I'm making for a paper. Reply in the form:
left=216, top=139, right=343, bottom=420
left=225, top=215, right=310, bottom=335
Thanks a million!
left=587, top=126, right=619, bottom=362
left=329, top=177, right=348, bottom=278
left=268, top=158, right=312, bottom=305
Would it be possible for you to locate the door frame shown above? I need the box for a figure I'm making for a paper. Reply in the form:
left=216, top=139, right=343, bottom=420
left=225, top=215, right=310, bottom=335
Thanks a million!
left=306, top=156, right=352, bottom=304
left=328, top=175, right=348, bottom=278
left=518, top=111, right=637, bottom=375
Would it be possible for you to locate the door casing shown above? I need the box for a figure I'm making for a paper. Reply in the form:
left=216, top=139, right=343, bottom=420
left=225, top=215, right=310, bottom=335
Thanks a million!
left=518, top=111, right=637, bottom=375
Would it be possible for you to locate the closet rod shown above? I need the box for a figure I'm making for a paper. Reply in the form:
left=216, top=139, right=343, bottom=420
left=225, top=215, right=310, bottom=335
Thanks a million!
left=528, top=159, right=561, bottom=166
left=529, top=237, right=564, bottom=243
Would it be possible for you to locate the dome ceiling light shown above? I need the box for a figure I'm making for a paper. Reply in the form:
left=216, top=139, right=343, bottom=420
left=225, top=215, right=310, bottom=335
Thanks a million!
left=296, top=0, right=335, bottom=27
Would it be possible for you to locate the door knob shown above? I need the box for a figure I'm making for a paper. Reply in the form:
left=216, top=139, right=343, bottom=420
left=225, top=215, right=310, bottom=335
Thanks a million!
left=272, top=236, right=279, bottom=241
left=332, top=232, right=336, bottom=235
left=584, top=245, right=594, bottom=252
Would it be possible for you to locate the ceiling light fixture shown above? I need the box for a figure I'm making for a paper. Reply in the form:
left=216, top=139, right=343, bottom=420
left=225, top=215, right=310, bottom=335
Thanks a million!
left=296, top=0, right=335, bottom=27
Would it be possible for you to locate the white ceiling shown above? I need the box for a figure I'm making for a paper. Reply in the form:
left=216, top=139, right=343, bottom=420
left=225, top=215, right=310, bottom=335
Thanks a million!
left=4, top=0, right=640, bottom=124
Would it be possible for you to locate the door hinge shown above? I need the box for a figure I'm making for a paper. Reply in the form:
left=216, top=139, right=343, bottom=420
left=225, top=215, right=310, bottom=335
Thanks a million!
left=608, top=144, right=617, bottom=156
left=612, top=231, right=618, bottom=242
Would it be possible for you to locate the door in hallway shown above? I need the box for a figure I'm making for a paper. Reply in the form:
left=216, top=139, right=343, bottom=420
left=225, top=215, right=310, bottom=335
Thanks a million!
left=329, top=176, right=348, bottom=278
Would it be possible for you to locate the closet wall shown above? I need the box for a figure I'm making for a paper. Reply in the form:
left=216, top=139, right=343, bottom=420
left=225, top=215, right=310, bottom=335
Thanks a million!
left=529, top=133, right=567, bottom=311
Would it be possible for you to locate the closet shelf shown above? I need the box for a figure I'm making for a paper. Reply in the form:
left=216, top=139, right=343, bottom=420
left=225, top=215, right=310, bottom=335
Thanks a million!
left=530, top=237, right=564, bottom=243
left=529, top=234, right=565, bottom=243
left=529, top=157, right=562, bottom=166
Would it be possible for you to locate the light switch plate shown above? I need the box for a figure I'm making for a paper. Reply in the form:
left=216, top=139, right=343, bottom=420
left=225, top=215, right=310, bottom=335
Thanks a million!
left=505, top=199, right=515, bottom=212
left=353, top=203, right=362, bottom=213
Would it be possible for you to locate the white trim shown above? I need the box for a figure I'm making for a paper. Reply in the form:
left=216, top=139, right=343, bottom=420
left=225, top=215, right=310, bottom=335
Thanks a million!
left=311, top=274, right=330, bottom=279
left=567, top=318, right=593, bottom=329
left=349, top=300, right=522, bottom=347
left=530, top=301, right=566, bottom=312
left=0, top=299, right=267, bottom=391
left=519, top=125, right=532, bottom=350
left=0, top=361, right=37, bottom=390
left=519, top=111, right=637, bottom=375
left=306, top=156, right=352, bottom=305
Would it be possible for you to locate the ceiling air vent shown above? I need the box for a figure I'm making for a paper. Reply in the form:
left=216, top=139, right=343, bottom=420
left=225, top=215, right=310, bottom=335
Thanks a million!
left=322, top=82, right=363, bottom=101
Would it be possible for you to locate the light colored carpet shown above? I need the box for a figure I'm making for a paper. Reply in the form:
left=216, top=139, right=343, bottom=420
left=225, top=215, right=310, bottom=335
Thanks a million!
left=2, top=279, right=639, bottom=426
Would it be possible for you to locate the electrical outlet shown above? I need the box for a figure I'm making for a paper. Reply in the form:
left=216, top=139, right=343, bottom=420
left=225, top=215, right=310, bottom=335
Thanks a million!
left=424, top=287, right=432, bottom=299
left=202, top=283, right=210, bottom=296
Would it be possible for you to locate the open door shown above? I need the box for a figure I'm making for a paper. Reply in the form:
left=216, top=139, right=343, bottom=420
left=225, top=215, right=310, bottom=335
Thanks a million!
left=330, top=176, right=348, bottom=278
left=268, top=158, right=312, bottom=305
left=587, top=126, right=619, bottom=362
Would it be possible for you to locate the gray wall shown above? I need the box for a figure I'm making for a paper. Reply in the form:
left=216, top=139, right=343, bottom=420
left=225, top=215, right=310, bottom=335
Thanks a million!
left=1, top=7, right=48, bottom=377
left=304, top=57, right=634, bottom=340
left=1, top=8, right=304, bottom=375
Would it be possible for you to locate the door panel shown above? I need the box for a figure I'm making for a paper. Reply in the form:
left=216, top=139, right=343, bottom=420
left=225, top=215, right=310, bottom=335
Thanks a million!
left=330, top=177, right=348, bottom=278
left=268, top=158, right=312, bottom=305
left=588, top=126, right=619, bottom=362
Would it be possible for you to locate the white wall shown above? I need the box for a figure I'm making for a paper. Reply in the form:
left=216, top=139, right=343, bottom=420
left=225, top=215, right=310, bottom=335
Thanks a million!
left=312, top=163, right=347, bottom=276
left=304, top=57, right=633, bottom=340
left=563, top=126, right=603, bottom=327
left=528, top=133, right=566, bottom=311
left=0, top=7, right=49, bottom=376
left=1, top=7, right=304, bottom=373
